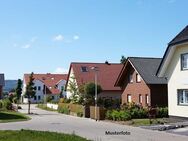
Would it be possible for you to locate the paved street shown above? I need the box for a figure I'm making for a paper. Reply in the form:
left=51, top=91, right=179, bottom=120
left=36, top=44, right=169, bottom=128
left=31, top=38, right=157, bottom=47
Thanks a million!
left=0, top=104, right=187, bottom=141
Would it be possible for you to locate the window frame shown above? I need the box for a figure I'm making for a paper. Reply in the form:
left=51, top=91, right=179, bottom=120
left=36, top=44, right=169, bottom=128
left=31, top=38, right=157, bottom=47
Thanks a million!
left=136, top=73, right=141, bottom=83
left=146, top=94, right=149, bottom=105
left=181, top=53, right=188, bottom=70
left=81, top=66, right=88, bottom=72
left=129, top=74, right=133, bottom=83
left=127, top=94, right=132, bottom=103
left=139, top=94, right=142, bottom=103
left=177, top=89, right=188, bottom=106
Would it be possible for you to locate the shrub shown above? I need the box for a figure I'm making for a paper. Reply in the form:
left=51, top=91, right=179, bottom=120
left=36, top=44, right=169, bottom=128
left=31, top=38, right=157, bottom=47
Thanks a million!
left=0, top=99, right=13, bottom=110
left=77, top=111, right=83, bottom=117
left=157, top=107, right=168, bottom=118
left=105, top=110, right=131, bottom=121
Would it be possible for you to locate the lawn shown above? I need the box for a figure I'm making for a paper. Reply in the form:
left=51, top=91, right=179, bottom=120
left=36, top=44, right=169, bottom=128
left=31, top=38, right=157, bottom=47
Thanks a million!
left=0, top=111, right=30, bottom=123
left=0, top=130, right=90, bottom=141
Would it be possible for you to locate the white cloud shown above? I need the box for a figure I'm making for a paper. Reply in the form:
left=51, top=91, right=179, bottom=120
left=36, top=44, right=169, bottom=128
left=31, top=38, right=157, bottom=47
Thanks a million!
left=22, top=44, right=31, bottom=49
left=54, top=67, right=68, bottom=74
left=53, top=34, right=64, bottom=41
left=73, top=35, right=79, bottom=40
left=20, top=36, right=37, bottom=49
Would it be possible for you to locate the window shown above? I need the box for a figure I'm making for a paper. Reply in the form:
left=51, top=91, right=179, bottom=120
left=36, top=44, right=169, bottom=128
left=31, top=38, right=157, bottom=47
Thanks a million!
left=181, top=53, right=188, bottom=70
left=129, top=74, right=133, bottom=83
left=127, top=94, right=131, bottom=103
left=146, top=94, right=149, bottom=104
left=52, top=96, right=54, bottom=100
left=34, top=96, right=37, bottom=100
left=178, top=89, right=188, bottom=105
left=38, top=86, right=41, bottom=91
left=81, top=66, right=88, bottom=72
left=38, top=96, right=41, bottom=100
left=136, top=74, right=141, bottom=82
left=139, top=94, right=142, bottom=103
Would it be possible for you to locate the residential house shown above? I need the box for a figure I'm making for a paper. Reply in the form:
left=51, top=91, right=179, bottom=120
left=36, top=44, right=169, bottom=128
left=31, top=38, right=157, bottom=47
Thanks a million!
left=65, top=62, right=123, bottom=100
left=22, top=73, right=67, bottom=103
left=0, top=74, right=5, bottom=99
left=115, top=57, right=168, bottom=107
left=157, top=25, right=188, bottom=117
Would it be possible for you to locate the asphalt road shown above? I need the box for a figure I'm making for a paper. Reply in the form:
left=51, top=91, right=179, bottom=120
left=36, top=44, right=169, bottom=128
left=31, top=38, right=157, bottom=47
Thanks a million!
left=0, top=104, right=187, bottom=141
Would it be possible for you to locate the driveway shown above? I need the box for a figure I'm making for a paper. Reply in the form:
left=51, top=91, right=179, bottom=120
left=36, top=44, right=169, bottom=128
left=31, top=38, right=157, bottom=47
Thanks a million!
left=0, top=104, right=187, bottom=141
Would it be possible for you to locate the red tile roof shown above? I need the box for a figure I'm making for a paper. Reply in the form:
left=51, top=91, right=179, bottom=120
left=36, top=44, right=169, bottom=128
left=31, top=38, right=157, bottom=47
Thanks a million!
left=66, top=62, right=123, bottom=91
left=24, top=73, right=68, bottom=94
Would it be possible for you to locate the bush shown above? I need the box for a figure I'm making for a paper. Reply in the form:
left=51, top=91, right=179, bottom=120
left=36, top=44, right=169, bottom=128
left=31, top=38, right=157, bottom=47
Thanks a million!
left=77, top=111, right=83, bottom=117
left=106, top=110, right=131, bottom=121
left=0, top=99, right=13, bottom=110
left=157, top=107, right=168, bottom=118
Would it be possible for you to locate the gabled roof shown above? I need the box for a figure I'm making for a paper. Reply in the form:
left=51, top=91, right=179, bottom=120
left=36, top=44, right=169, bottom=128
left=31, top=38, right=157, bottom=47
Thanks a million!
left=66, top=62, right=123, bottom=91
left=157, top=25, right=188, bottom=77
left=115, top=57, right=167, bottom=86
left=24, top=73, right=68, bottom=94
left=0, top=74, right=5, bottom=86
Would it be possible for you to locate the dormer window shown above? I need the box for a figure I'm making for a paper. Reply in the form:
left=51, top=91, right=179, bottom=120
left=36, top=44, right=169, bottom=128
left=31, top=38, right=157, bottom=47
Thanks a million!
left=51, top=77, right=54, bottom=80
left=181, top=53, right=188, bottom=70
left=81, top=66, right=88, bottom=72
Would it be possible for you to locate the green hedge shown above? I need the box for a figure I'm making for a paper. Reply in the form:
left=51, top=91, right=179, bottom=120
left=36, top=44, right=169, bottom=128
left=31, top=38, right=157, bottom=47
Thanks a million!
left=105, top=103, right=168, bottom=121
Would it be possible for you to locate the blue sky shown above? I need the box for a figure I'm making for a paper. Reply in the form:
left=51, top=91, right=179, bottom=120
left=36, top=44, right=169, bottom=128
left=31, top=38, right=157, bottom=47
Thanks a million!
left=0, top=0, right=188, bottom=79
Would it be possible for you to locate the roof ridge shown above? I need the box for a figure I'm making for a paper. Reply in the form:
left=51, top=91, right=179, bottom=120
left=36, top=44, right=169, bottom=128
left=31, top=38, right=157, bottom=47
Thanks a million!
left=168, top=25, right=188, bottom=45
left=128, top=57, right=162, bottom=59
left=71, top=62, right=121, bottom=65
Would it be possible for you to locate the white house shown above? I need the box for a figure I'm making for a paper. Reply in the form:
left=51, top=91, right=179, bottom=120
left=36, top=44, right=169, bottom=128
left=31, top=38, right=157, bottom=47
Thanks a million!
left=157, top=25, right=188, bottom=118
left=22, top=73, right=67, bottom=103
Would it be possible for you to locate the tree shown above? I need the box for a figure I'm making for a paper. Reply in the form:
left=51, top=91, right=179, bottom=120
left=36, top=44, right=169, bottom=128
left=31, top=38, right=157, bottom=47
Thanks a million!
left=67, top=76, right=80, bottom=104
left=84, top=82, right=102, bottom=97
left=83, top=82, right=102, bottom=105
left=25, top=72, right=36, bottom=114
left=120, top=55, right=127, bottom=64
left=15, top=79, right=22, bottom=111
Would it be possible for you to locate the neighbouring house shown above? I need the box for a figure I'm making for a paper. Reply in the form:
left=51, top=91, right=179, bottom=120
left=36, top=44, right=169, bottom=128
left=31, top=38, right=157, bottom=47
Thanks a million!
left=157, top=25, right=188, bottom=118
left=65, top=62, right=123, bottom=100
left=22, top=73, right=67, bottom=103
left=115, top=57, right=168, bottom=107
left=0, top=74, right=5, bottom=99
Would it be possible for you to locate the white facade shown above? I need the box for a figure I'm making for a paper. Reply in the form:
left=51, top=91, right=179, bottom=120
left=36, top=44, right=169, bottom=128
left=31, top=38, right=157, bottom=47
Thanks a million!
left=22, top=78, right=67, bottom=103
left=163, top=43, right=188, bottom=117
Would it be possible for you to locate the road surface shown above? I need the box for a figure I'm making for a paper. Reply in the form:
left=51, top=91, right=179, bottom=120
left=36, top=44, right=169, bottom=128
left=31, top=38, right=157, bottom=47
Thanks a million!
left=0, top=104, right=187, bottom=141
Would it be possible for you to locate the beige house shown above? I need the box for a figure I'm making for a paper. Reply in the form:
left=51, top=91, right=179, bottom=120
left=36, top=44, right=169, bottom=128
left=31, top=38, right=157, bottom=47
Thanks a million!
left=157, top=25, right=188, bottom=118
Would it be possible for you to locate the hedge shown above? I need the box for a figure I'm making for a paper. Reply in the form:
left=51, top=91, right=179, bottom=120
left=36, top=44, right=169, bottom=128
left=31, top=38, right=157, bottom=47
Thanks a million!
left=58, top=103, right=84, bottom=117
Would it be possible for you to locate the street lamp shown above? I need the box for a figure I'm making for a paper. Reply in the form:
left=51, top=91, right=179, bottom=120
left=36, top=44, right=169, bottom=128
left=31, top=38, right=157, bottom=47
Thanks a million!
left=91, top=66, right=98, bottom=121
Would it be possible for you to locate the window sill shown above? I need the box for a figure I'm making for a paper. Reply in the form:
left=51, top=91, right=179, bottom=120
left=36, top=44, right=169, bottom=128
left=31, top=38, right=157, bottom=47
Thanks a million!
left=178, top=104, right=188, bottom=106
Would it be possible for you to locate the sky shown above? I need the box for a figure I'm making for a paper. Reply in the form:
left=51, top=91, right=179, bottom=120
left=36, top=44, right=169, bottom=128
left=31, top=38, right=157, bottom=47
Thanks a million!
left=0, top=0, right=188, bottom=79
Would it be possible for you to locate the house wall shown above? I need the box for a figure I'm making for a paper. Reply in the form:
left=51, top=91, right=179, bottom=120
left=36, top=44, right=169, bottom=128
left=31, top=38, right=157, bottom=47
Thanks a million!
left=22, top=79, right=44, bottom=103
left=98, top=90, right=122, bottom=100
left=121, top=66, right=151, bottom=107
left=165, top=43, right=188, bottom=117
left=150, top=84, right=168, bottom=107
left=57, top=80, right=66, bottom=97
